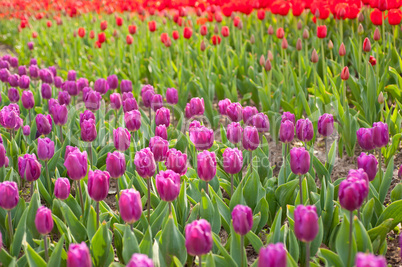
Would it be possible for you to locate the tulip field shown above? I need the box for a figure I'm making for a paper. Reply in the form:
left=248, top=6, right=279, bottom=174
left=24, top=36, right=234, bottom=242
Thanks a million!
left=2, top=0, right=402, bottom=266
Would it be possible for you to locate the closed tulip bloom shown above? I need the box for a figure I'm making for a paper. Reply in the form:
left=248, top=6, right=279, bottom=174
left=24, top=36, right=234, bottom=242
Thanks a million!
left=189, top=97, right=205, bottom=116
left=223, top=148, right=243, bottom=174
left=166, top=88, right=178, bottom=105
left=77, top=78, right=89, bottom=92
left=113, top=128, right=131, bottom=151
left=227, top=122, right=243, bottom=144
left=165, top=148, right=187, bottom=175
left=21, top=90, right=35, bottom=109
left=296, top=118, right=314, bottom=142
left=134, top=148, right=156, bottom=178
left=23, top=125, right=30, bottom=136
left=151, top=94, right=163, bottom=111
left=317, top=113, right=334, bottom=137
left=67, top=242, right=92, bottom=267
left=197, top=151, right=217, bottom=182
left=373, top=27, right=381, bottom=41
left=37, top=138, right=55, bottom=161
left=123, top=98, right=139, bottom=113
left=219, top=98, right=232, bottom=116
left=110, top=93, right=122, bottom=110
left=232, top=204, right=253, bottom=235
left=94, top=78, right=109, bottom=94
left=8, top=87, right=19, bottom=103
left=348, top=168, right=369, bottom=195
left=311, top=49, right=319, bottom=63
left=0, top=181, right=19, bottom=210
left=185, top=103, right=192, bottom=118
left=119, top=189, right=142, bottom=224
left=107, top=74, right=119, bottom=90
left=127, top=254, right=154, bottom=267
left=64, top=81, right=78, bottom=96
left=185, top=219, right=213, bottom=256
left=149, top=136, right=169, bottom=162
left=35, top=206, right=54, bottom=235
left=88, top=170, right=110, bottom=202
left=338, top=174, right=368, bottom=211
left=296, top=38, right=303, bottom=51
left=294, top=205, right=319, bottom=242
left=369, top=55, right=377, bottom=66
left=141, top=85, right=155, bottom=108
left=252, top=113, right=270, bottom=133
left=227, top=102, right=243, bottom=122
left=280, top=120, right=294, bottom=143
left=122, top=93, right=134, bottom=102
left=80, top=110, right=95, bottom=124
left=290, top=147, right=310, bottom=175
left=64, top=148, right=88, bottom=180
left=125, top=110, right=141, bottom=132
left=8, top=74, right=19, bottom=88
left=50, top=103, right=67, bottom=126
left=363, top=37, right=371, bottom=52
left=18, top=153, right=42, bottom=181
left=243, top=126, right=259, bottom=151
left=155, top=107, right=170, bottom=127
left=258, top=243, right=287, bottom=267
left=67, top=70, right=76, bottom=81
left=155, top=170, right=181, bottom=202
left=58, top=91, right=71, bottom=105
left=276, top=27, right=284, bottom=39
left=41, top=83, right=52, bottom=99
left=106, top=152, right=126, bottom=178
left=84, top=89, right=101, bottom=111
left=18, top=66, right=26, bottom=76
left=189, top=125, right=214, bottom=151
left=48, top=66, right=57, bottom=77
left=339, top=42, right=346, bottom=56
left=355, top=253, right=387, bottom=267
left=120, top=80, right=133, bottom=93
left=282, top=112, right=296, bottom=124
left=0, top=107, right=16, bottom=130
left=81, top=119, right=97, bottom=142
left=357, top=153, right=378, bottom=181
left=0, top=69, right=10, bottom=82
left=54, top=178, right=70, bottom=200
left=0, top=144, right=5, bottom=168
left=155, top=125, right=167, bottom=140
left=372, top=122, right=389, bottom=148
left=317, top=25, right=327, bottom=38
left=243, top=106, right=258, bottom=125
left=341, top=66, right=349, bottom=80
left=356, top=128, right=375, bottom=150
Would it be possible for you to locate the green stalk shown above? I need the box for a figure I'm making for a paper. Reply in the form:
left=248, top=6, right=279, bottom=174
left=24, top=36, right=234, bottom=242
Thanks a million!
left=147, top=178, right=151, bottom=224
left=7, top=210, right=13, bottom=245
left=231, top=174, right=234, bottom=196
left=321, top=40, right=326, bottom=86
left=240, top=235, right=244, bottom=267
left=299, top=174, right=303, bottom=205
left=382, top=12, right=386, bottom=52
left=78, top=180, right=84, bottom=215
left=45, top=161, right=51, bottom=193
left=44, top=235, right=48, bottom=261
left=306, top=242, right=310, bottom=267
left=283, top=143, right=287, bottom=182
left=96, top=201, right=100, bottom=230
left=347, top=211, right=353, bottom=267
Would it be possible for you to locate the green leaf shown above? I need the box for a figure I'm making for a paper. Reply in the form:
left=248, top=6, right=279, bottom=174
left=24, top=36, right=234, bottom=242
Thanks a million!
left=59, top=200, right=87, bottom=243
left=139, top=225, right=153, bottom=258
left=90, top=222, right=112, bottom=267
left=245, top=231, right=263, bottom=254
left=11, top=208, right=28, bottom=257
left=269, top=207, right=283, bottom=244
left=335, top=214, right=356, bottom=267
left=212, top=233, right=237, bottom=266
left=47, top=235, right=65, bottom=267
left=159, top=216, right=187, bottom=265
left=87, top=206, right=97, bottom=241
left=122, top=224, right=140, bottom=264
left=376, top=199, right=402, bottom=229
left=0, top=247, right=16, bottom=266
left=353, top=217, right=373, bottom=253
left=318, top=248, right=344, bottom=267
left=25, top=243, right=47, bottom=267
left=275, top=179, right=298, bottom=207
left=391, top=184, right=402, bottom=202
left=378, top=157, right=394, bottom=203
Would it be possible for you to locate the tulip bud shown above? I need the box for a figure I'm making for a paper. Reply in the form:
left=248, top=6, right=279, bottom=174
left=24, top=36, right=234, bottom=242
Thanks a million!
left=267, top=50, right=274, bottom=61
left=297, top=20, right=302, bottom=30
left=189, top=97, right=205, bottom=117
left=134, top=148, right=156, bottom=179
left=119, top=189, right=142, bottom=224
left=185, top=219, right=213, bottom=256
left=358, top=12, right=364, bottom=22
left=64, top=147, right=88, bottom=180
left=378, top=92, right=384, bottom=104
left=341, top=66, right=349, bottom=80
left=358, top=24, right=364, bottom=35
left=155, top=170, right=181, bottom=202
left=282, top=112, right=296, bottom=125
left=243, top=106, right=258, bottom=126
left=37, top=137, right=55, bottom=161
left=36, top=114, right=52, bottom=136
left=151, top=94, right=163, bottom=111
left=281, top=38, right=288, bottom=49
left=149, top=136, right=169, bottom=162
left=113, top=127, right=131, bottom=151
left=18, top=154, right=42, bottom=182
left=339, top=42, right=346, bottom=57
left=303, top=29, right=309, bottom=39
left=106, top=151, right=126, bottom=178
left=67, top=70, right=76, bottom=82
left=23, top=125, right=30, bottom=136
left=0, top=181, right=19, bottom=210
left=197, top=151, right=217, bottom=182
left=276, top=28, right=284, bottom=39
left=294, top=205, right=319, bottom=242
left=242, top=126, right=259, bottom=151
left=296, top=118, right=314, bottom=142
left=223, top=147, right=243, bottom=174
left=88, top=170, right=110, bottom=202
left=35, top=206, right=54, bottom=235
left=259, top=55, right=266, bottom=66
left=21, top=90, right=35, bottom=110
left=67, top=242, right=92, bottom=267
left=166, top=88, right=178, bottom=105
left=189, top=125, right=214, bottom=151
left=357, top=153, right=378, bottom=181
left=58, top=91, right=71, bottom=105
left=290, top=147, right=310, bottom=175
left=264, top=59, right=272, bottom=71
left=127, top=254, right=154, bottom=267
left=317, top=113, right=334, bottom=137
left=232, top=204, right=253, bottom=235
left=372, top=122, right=389, bottom=148
left=124, top=110, right=141, bottom=132
left=258, top=243, right=287, bottom=267
left=252, top=113, right=270, bottom=133
left=81, top=118, right=97, bottom=142
left=218, top=98, right=232, bottom=116
left=155, top=107, right=170, bottom=127
left=227, top=122, right=243, bottom=144
left=363, top=37, right=371, bottom=52
left=8, top=87, right=19, bottom=103
left=356, top=128, right=375, bottom=150
left=279, top=120, right=294, bottom=143
left=369, top=55, right=377, bottom=66
left=355, top=253, right=387, bottom=267
left=54, top=178, right=70, bottom=200
left=328, top=40, right=333, bottom=49
left=373, top=27, right=381, bottom=41
left=311, top=49, right=319, bottom=63
left=200, top=40, right=206, bottom=51
left=227, top=102, right=243, bottom=122
left=268, top=25, right=274, bottom=35
left=94, top=78, right=109, bottom=95
left=110, top=93, right=122, bottom=110
left=296, top=38, right=302, bottom=51
left=107, top=74, right=119, bottom=90
left=250, top=34, right=255, bottom=44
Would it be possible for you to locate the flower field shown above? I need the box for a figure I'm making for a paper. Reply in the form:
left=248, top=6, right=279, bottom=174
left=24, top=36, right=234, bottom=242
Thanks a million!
left=0, top=0, right=402, bottom=266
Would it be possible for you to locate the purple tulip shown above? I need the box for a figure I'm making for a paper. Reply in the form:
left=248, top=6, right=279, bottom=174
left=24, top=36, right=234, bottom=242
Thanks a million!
left=18, top=153, right=42, bottom=182
left=122, top=92, right=134, bottom=101
left=23, top=125, right=30, bottom=136
left=123, top=98, right=139, bottom=113
left=29, top=58, right=37, bottom=66
left=355, top=253, right=387, bottom=267
left=339, top=171, right=369, bottom=211
left=0, top=144, right=5, bottom=168
left=67, top=70, right=76, bottom=81
left=84, top=89, right=101, bottom=111
left=0, top=60, right=9, bottom=70
left=94, top=78, right=109, bottom=94
left=232, top=204, right=253, bottom=235
left=113, top=127, right=131, bottom=151
left=35, top=114, right=52, bottom=136
left=40, top=69, right=54, bottom=84
left=37, top=137, right=55, bottom=161
left=165, top=148, right=187, bottom=175
left=0, top=69, right=10, bottom=82
left=227, top=122, right=243, bottom=144
left=21, top=90, right=35, bottom=109
left=372, top=122, right=389, bottom=148
left=151, top=94, right=163, bottom=111
left=258, top=243, right=287, bottom=267
left=41, top=83, right=52, bottom=99
left=119, top=189, right=142, bottom=224
left=356, top=128, right=375, bottom=151
left=141, top=85, right=155, bottom=108
left=54, top=76, right=63, bottom=88
left=64, top=81, right=78, bottom=96
left=155, top=125, right=167, bottom=140
left=155, top=170, right=181, bottom=202
left=8, top=87, right=20, bottom=103
left=67, top=242, right=92, bottom=267
left=29, top=65, right=38, bottom=78
left=357, top=152, right=378, bottom=181
left=35, top=206, right=54, bottom=235
left=54, top=178, right=70, bottom=200
left=77, top=78, right=88, bottom=92
left=110, top=93, right=122, bottom=110
left=252, top=113, right=270, bottom=133
left=296, top=118, right=314, bottom=142
left=290, top=147, right=310, bottom=175
left=27, top=42, right=34, bottom=50
left=197, top=150, right=217, bottom=182
left=124, top=110, right=141, bottom=132
left=8, top=74, right=19, bottom=87
left=243, top=106, right=258, bottom=125
left=189, top=120, right=201, bottom=129
left=48, top=66, right=57, bottom=77
left=185, top=103, right=191, bottom=119
left=0, top=181, right=19, bottom=210
left=0, top=106, right=18, bottom=130
left=106, top=151, right=126, bottom=178
left=189, top=97, right=205, bottom=117
left=64, top=147, right=88, bottom=180
left=81, top=118, right=97, bottom=142
left=82, top=87, right=91, bottom=100
left=80, top=110, right=95, bottom=124
left=88, top=170, right=110, bottom=201
left=10, top=57, right=18, bottom=68
left=14, top=117, right=23, bottom=131
left=155, top=107, right=170, bottom=127
left=223, top=147, right=243, bottom=174
left=242, top=126, right=259, bottom=151
left=227, top=102, right=242, bottom=122
left=294, top=205, right=319, bottom=242
left=149, top=136, right=169, bottom=162
left=127, top=254, right=154, bottom=267
left=166, top=88, right=178, bottom=105
left=185, top=219, right=213, bottom=256
left=58, top=91, right=71, bottom=105
left=279, top=120, right=294, bottom=143
left=107, top=74, right=119, bottom=90
left=189, top=125, right=214, bottom=151
left=134, top=148, right=156, bottom=179
left=218, top=98, right=232, bottom=116
left=120, top=80, right=133, bottom=93
left=18, top=66, right=26, bottom=76
left=317, top=113, right=334, bottom=137
left=51, top=103, right=68, bottom=126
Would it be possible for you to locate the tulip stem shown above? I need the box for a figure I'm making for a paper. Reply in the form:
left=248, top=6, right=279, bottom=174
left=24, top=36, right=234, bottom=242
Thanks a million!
left=78, top=181, right=84, bottom=215
left=283, top=143, right=287, bottom=181
left=31, top=181, right=34, bottom=198
left=45, top=161, right=51, bottom=193
left=347, top=211, right=353, bottom=267
left=378, top=148, right=382, bottom=184
left=148, top=107, right=152, bottom=125
left=231, top=174, right=234, bottom=196
left=382, top=12, right=386, bottom=52
left=321, top=40, right=326, bottom=86
left=116, top=178, right=120, bottom=202
left=240, top=235, right=245, bottom=267
left=199, top=255, right=202, bottom=267
left=43, top=235, right=48, bottom=261
left=114, top=110, right=118, bottom=129
left=59, top=126, right=64, bottom=144
left=205, top=181, right=209, bottom=195
left=249, top=150, right=252, bottom=170
left=7, top=210, right=13, bottom=245
left=89, top=142, right=93, bottom=170
left=29, top=109, right=32, bottom=126
left=299, top=175, right=303, bottom=205
left=147, top=178, right=151, bottom=224
left=96, top=201, right=100, bottom=230
left=305, top=242, right=310, bottom=267
left=130, top=223, right=133, bottom=231
left=325, top=137, right=328, bottom=163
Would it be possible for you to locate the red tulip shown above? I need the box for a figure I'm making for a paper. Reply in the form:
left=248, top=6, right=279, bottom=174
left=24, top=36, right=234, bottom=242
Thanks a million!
left=370, top=9, right=383, bottom=25
left=89, top=30, right=95, bottom=39
left=126, top=35, right=133, bottom=45
left=160, top=33, right=169, bottom=44
left=363, top=37, right=371, bottom=52
left=128, top=25, right=137, bottom=35
left=78, top=28, right=85, bottom=38
left=100, top=20, right=107, bottom=31
left=183, top=27, right=192, bottom=39
left=200, top=25, right=208, bottom=36
left=369, top=56, right=377, bottom=66
left=281, top=38, right=288, bottom=49
left=116, top=16, right=123, bottom=26
left=276, top=27, right=284, bottom=39
left=317, top=25, right=327, bottom=38
left=388, top=9, right=402, bottom=25
left=221, top=26, right=229, bottom=37
left=148, top=21, right=156, bottom=32
left=172, top=30, right=179, bottom=40
left=341, top=66, right=350, bottom=80
left=257, top=10, right=265, bottom=20
left=46, top=20, right=52, bottom=28
left=211, top=35, right=221, bottom=45
left=98, top=32, right=106, bottom=44
left=339, top=42, right=346, bottom=56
